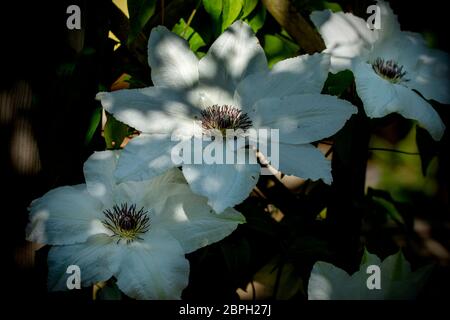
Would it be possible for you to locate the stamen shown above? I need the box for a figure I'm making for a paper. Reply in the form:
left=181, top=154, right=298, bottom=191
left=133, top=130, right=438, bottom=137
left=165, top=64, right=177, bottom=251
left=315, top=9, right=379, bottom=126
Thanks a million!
left=372, top=58, right=408, bottom=83
left=102, top=203, right=150, bottom=244
left=201, top=105, right=252, bottom=136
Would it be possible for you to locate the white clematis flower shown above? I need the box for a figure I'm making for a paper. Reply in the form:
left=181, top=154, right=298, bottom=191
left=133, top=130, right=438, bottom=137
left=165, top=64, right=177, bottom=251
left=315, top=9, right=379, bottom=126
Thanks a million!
left=308, top=249, right=433, bottom=300
left=311, top=0, right=448, bottom=140
left=26, top=151, right=245, bottom=300
left=96, top=21, right=357, bottom=213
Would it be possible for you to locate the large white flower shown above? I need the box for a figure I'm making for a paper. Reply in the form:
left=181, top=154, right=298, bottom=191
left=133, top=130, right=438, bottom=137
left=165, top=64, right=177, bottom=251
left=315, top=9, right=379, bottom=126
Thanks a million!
left=26, top=151, right=245, bottom=299
left=311, top=0, right=448, bottom=140
left=308, top=249, right=433, bottom=300
left=96, top=21, right=357, bottom=213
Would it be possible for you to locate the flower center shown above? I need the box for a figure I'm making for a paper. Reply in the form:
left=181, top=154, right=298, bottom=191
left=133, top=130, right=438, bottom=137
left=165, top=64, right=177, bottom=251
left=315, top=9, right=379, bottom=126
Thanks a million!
left=372, top=57, right=408, bottom=83
left=201, top=105, right=252, bottom=136
left=102, top=203, right=150, bottom=244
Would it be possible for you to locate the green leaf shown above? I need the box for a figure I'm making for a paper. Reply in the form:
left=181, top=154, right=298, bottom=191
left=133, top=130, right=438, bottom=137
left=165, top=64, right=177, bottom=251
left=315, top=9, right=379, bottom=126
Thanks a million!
left=242, top=0, right=258, bottom=18
left=323, top=1, right=342, bottom=12
left=127, top=0, right=157, bottom=44
left=172, top=18, right=206, bottom=52
left=245, top=2, right=266, bottom=33
left=104, top=114, right=130, bottom=149
left=415, top=126, right=439, bottom=175
left=84, top=107, right=102, bottom=145
left=263, top=33, right=299, bottom=67
left=222, top=0, right=243, bottom=31
left=323, top=70, right=354, bottom=96
left=202, top=0, right=222, bottom=22
left=367, top=188, right=405, bottom=225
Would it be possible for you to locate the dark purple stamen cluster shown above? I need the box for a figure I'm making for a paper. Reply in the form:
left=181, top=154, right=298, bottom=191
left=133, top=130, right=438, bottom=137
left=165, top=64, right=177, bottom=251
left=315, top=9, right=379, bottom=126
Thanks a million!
left=102, top=203, right=150, bottom=244
left=201, top=105, right=252, bottom=133
left=372, top=57, right=408, bottom=83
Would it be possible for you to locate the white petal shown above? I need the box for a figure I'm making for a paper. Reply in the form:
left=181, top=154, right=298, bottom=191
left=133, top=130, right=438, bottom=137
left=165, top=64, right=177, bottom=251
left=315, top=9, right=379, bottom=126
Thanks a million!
left=47, top=234, right=117, bottom=291
left=83, top=150, right=119, bottom=205
left=114, top=168, right=189, bottom=213
left=308, top=261, right=352, bottom=300
left=182, top=149, right=260, bottom=213
left=96, top=87, right=197, bottom=134
left=250, top=94, right=357, bottom=144
left=278, top=143, right=332, bottom=184
left=310, top=10, right=377, bottom=72
left=27, top=185, right=108, bottom=245
left=148, top=26, right=199, bottom=88
left=114, top=134, right=179, bottom=183
left=375, top=0, right=401, bottom=41
left=406, top=48, right=450, bottom=104
left=156, top=187, right=245, bottom=253
left=236, top=53, right=330, bottom=109
left=114, top=229, right=189, bottom=299
left=199, top=20, right=267, bottom=102
left=353, top=61, right=445, bottom=140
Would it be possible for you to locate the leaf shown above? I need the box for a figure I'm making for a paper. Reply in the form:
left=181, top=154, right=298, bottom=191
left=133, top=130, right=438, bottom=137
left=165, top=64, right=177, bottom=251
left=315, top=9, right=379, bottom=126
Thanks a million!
left=323, top=70, right=354, bottom=96
left=127, top=0, right=157, bottom=44
left=222, top=0, right=243, bottom=31
left=202, top=0, right=222, bottom=22
left=104, top=114, right=131, bottom=149
left=263, top=34, right=299, bottom=67
left=84, top=107, right=102, bottom=145
left=245, top=2, right=266, bottom=33
left=323, top=1, right=342, bottom=12
left=416, top=126, right=439, bottom=175
left=172, top=18, right=206, bottom=52
left=242, top=0, right=258, bottom=18
left=367, top=188, right=405, bottom=225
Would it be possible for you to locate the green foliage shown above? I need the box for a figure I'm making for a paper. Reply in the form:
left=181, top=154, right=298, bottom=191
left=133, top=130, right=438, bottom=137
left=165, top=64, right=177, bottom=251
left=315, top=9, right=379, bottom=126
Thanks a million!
left=172, top=18, right=207, bottom=54
left=104, top=114, right=131, bottom=150
left=202, top=0, right=262, bottom=34
left=84, top=107, right=102, bottom=145
left=127, top=0, right=157, bottom=44
left=323, top=70, right=354, bottom=96
left=416, top=126, right=439, bottom=175
left=263, top=34, right=299, bottom=67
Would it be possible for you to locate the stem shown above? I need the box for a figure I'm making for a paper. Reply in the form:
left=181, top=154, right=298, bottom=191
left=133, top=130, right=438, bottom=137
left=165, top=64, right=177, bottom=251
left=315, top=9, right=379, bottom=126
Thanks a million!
left=327, top=107, right=371, bottom=273
left=182, top=0, right=201, bottom=37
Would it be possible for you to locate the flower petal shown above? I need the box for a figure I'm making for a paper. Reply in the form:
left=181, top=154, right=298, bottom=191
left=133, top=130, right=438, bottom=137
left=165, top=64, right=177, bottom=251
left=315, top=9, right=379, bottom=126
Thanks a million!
left=114, top=134, right=179, bottom=183
left=96, top=87, right=197, bottom=134
left=308, top=261, right=352, bottom=300
left=250, top=94, right=357, bottom=144
left=353, top=61, right=445, bottom=140
left=148, top=26, right=199, bottom=88
left=310, top=9, right=377, bottom=72
left=278, top=143, right=332, bottom=184
left=182, top=149, right=260, bottom=213
left=236, top=53, right=330, bottom=109
left=406, top=48, right=450, bottom=104
left=114, top=229, right=189, bottom=299
left=83, top=150, right=119, bottom=205
left=47, top=234, right=117, bottom=291
left=27, top=185, right=108, bottom=245
left=156, top=187, right=245, bottom=253
left=199, top=20, right=267, bottom=103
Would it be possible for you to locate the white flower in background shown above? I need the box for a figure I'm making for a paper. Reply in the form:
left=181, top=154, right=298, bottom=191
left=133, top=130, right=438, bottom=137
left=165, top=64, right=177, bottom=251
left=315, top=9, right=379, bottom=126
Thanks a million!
left=308, top=249, right=433, bottom=300
left=26, top=151, right=245, bottom=300
left=311, top=0, right=448, bottom=140
left=96, top=21, right=357, bottom=213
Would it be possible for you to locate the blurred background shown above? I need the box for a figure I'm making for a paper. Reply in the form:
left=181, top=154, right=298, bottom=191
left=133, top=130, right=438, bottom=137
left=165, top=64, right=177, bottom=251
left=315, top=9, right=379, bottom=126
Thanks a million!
left=2, top=0, right=449, bottom=300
